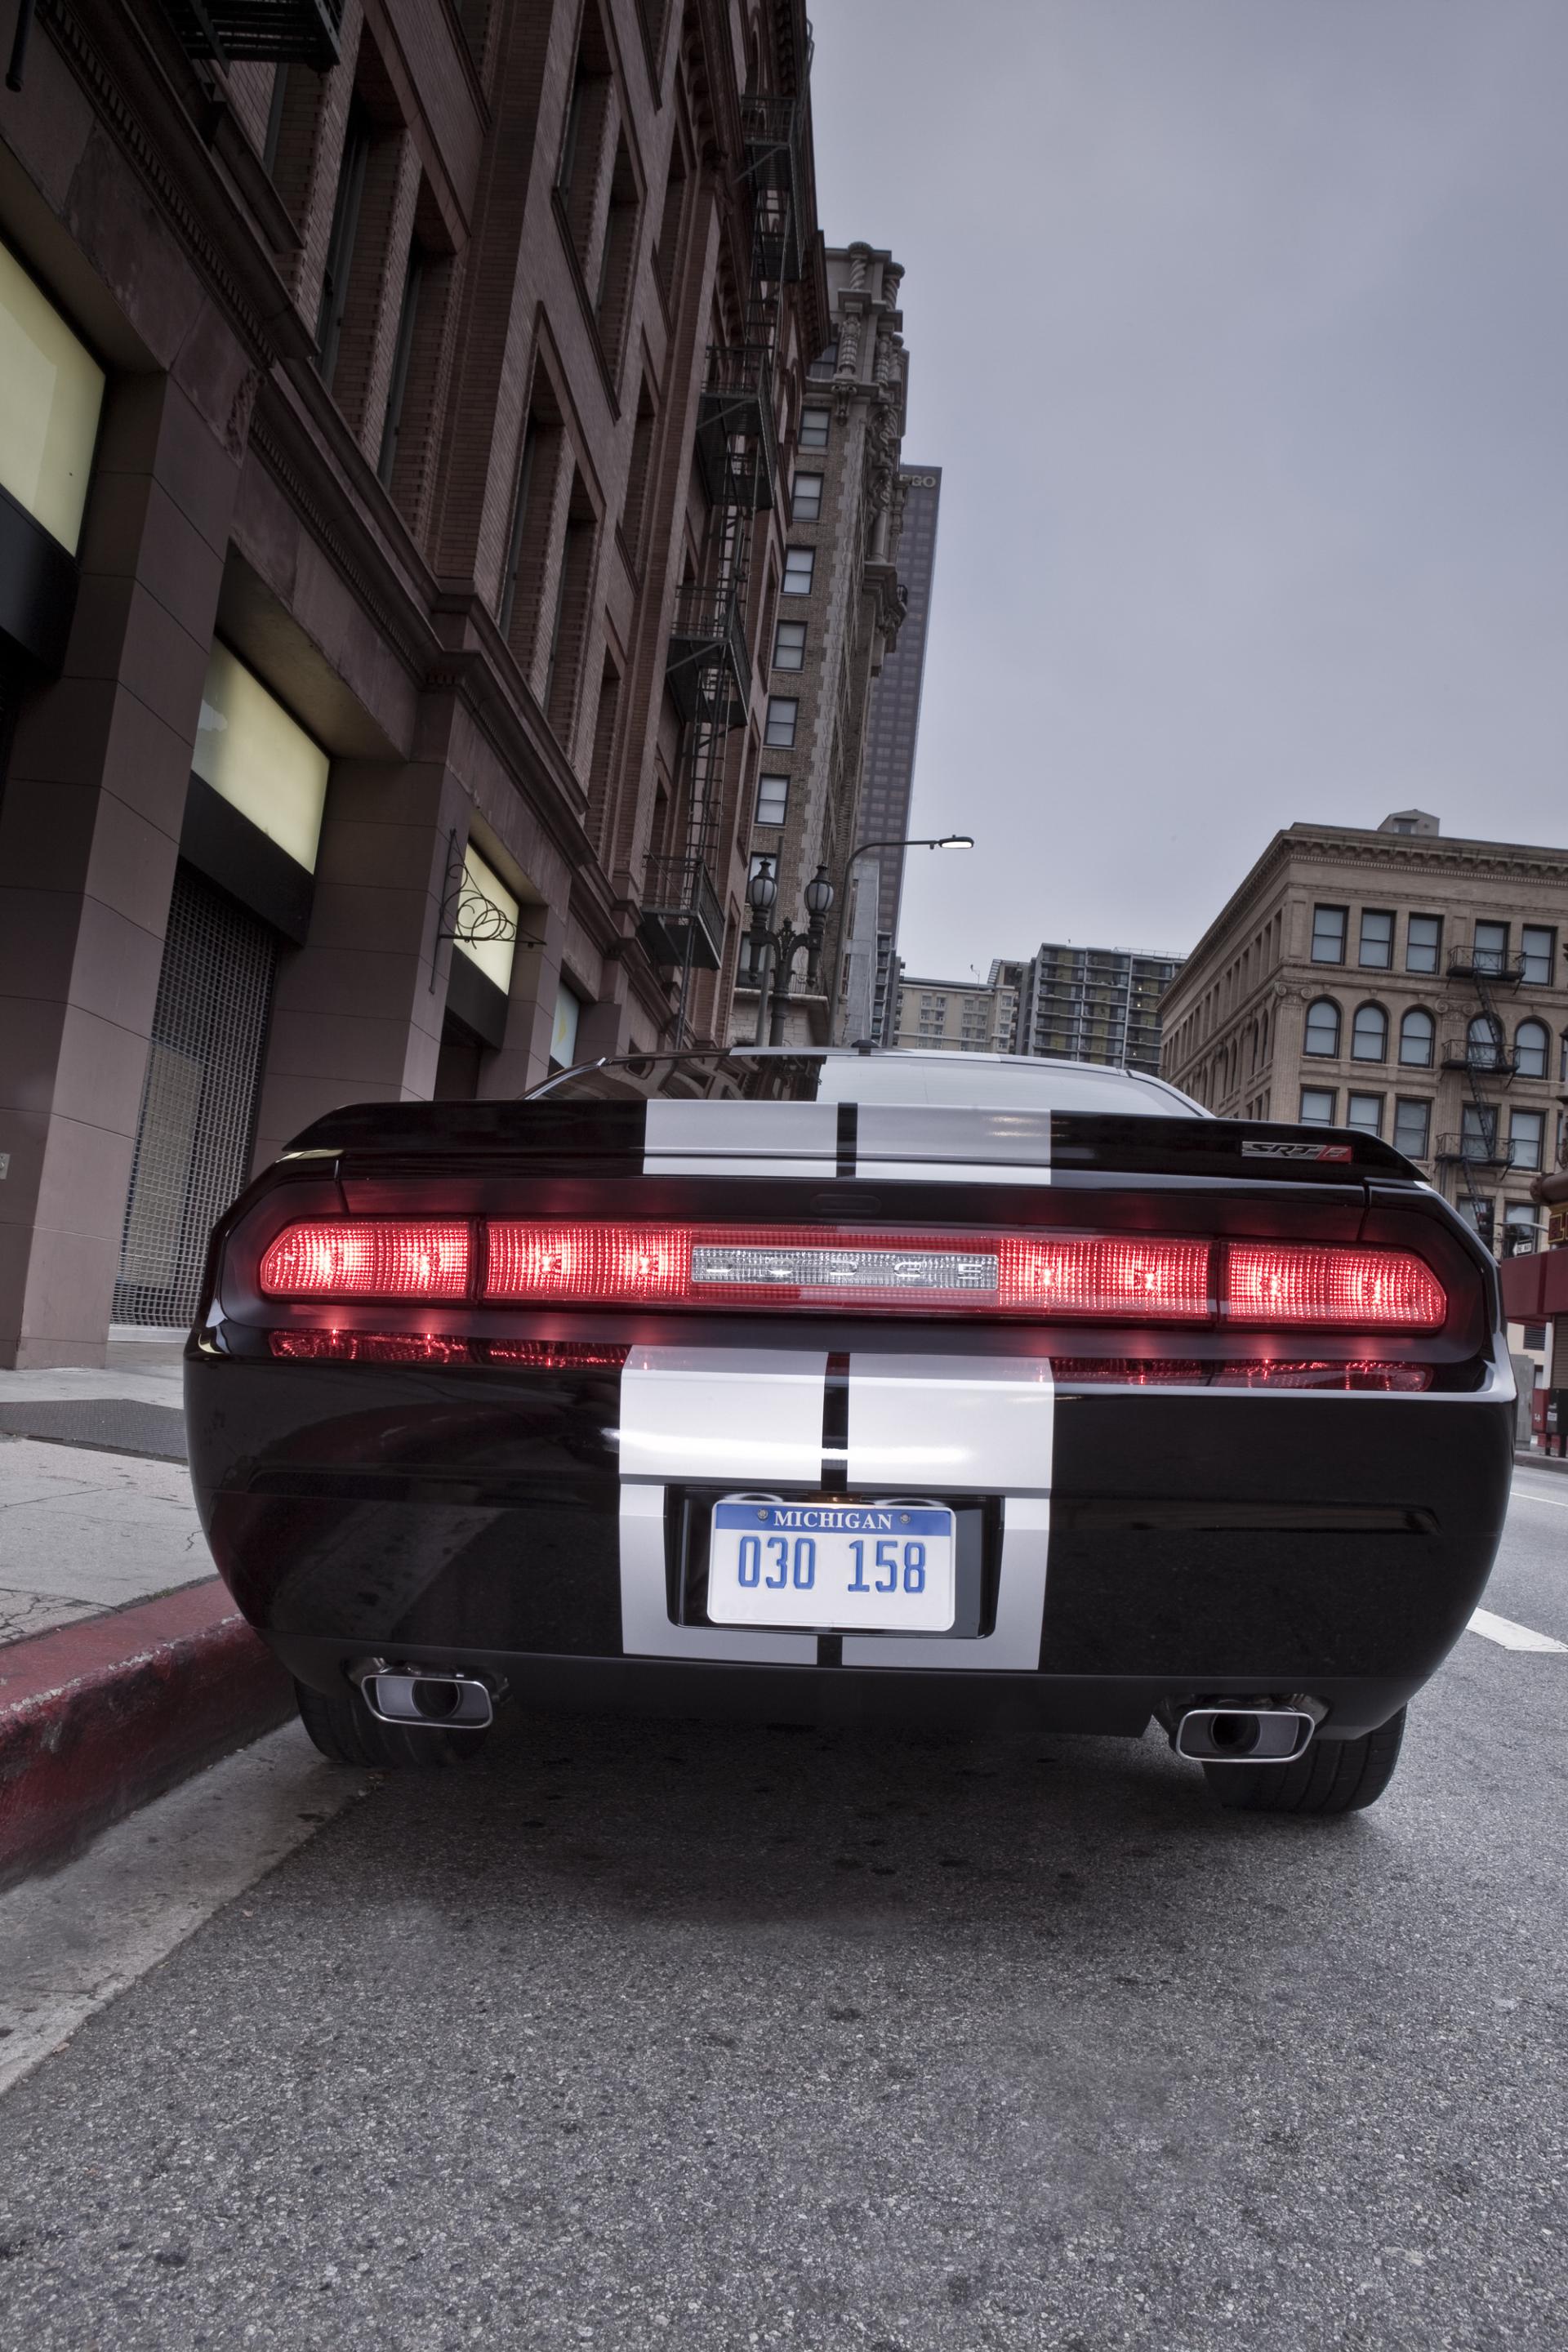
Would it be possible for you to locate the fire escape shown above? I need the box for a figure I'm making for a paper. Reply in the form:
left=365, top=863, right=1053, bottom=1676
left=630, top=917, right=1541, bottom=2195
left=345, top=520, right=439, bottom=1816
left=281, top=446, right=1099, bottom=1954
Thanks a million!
left=1436, top=942, right=1522, bottom=1242
left=639, top=92, right=804, bottom=1040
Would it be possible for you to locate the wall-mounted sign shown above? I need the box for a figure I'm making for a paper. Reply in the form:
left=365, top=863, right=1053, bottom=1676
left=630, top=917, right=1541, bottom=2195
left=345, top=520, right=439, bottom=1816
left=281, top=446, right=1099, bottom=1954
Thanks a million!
left=551, top=981, right=582, bottom=1069
left=453, top=844, right=519, bottom=999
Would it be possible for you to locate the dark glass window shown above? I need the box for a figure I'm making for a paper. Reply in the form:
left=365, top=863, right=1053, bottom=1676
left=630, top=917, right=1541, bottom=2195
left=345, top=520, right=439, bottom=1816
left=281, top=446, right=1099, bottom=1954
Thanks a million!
left=1398, top=1008, right=1434, bottom=1067
left=1351, top=1004, right=1388, bottom=1062
left=1516, top=1020, right=1548, bottom=1080
left=1303, top=999, right=1340, bottom=1057
left=1393, top=1098, right=1431, bottom=1160
left=1472, top=920, right=1509, bottom=973
left=1405, top=914, right=1441, bottom=973
left=1346, top=1092, right=1383, bottom=1137
left=1359, top=910, right=1393, bottom=968
left=1299, top=1086, right=1336, bottom=1125
left=1311, top=906, right=1348, bottom=964
left=1521, top=926, right=1555, bottom=985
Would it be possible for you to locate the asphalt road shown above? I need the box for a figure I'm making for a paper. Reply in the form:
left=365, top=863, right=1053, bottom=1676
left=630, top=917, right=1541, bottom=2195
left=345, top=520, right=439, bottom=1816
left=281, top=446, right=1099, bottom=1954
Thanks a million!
left=1, top=1472, right=1565, bottom=2352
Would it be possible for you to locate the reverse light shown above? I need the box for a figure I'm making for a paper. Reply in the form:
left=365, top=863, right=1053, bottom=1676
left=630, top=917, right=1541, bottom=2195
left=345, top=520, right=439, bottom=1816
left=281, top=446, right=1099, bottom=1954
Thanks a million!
left=259, top=1222, right=470, bottom=1299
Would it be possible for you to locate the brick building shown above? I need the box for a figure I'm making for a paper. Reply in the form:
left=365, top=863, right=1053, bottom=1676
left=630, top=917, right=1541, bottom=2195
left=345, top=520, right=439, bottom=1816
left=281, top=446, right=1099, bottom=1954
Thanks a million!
left=855, top=461, right=940, bottom=1040
left=1159, top=813, right=1568, bottom=1254
left=0, top=0, right=835, bottom=1365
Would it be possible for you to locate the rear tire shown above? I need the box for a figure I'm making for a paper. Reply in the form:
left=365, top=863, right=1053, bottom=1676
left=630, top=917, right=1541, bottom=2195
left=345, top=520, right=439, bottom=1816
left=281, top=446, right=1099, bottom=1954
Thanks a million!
left=294, top=1677, right=488, bottom=1771
left=1203, top=1708, right=1405, bottom=1815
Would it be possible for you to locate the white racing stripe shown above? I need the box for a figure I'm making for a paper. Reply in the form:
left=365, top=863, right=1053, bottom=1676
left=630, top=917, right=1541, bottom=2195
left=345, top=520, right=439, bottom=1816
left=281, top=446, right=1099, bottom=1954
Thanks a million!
left=1468, top=1607, right=1568, bottom=1653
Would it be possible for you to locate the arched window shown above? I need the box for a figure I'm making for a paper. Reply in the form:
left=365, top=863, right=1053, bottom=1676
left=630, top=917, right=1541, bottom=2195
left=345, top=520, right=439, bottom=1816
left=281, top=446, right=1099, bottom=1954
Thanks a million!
left=1516, top=1019, right=1548, bottom=1080
left=1303, top=999, right=1340, bottom=1058
left=1561, top=1033, right=1568, bottom=1085
left=1398, top=1008, right=1435, bottom=1067
left=1468, top=1013, right=1503, bottom=1071
left=1352, top=1003, right=1388, bottom=1062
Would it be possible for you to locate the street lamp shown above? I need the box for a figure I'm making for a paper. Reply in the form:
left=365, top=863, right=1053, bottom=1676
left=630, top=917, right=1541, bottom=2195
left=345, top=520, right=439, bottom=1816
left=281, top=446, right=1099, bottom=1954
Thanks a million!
left=831, top=831, right=975, bottom=1043
left=743, top=858, right=835, bottom=1046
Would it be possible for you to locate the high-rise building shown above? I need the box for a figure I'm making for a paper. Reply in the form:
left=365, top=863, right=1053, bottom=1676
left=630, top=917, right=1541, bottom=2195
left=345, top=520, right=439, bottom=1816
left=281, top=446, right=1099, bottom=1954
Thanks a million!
left=0, top=0, right=836, bottom=1365
left=856, top=465, right=942, bottom=1036
left=733, top=243, right=911, bottom=1047
left=1015, top=945, right=1183, bottom=1076
left=1159, top=812, right=1568, bottom=1256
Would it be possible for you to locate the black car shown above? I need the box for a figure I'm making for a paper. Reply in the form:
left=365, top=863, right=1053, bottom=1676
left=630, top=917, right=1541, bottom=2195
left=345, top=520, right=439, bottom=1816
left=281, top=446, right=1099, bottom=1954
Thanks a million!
left=185, top=1049, right=1512, bottom=1814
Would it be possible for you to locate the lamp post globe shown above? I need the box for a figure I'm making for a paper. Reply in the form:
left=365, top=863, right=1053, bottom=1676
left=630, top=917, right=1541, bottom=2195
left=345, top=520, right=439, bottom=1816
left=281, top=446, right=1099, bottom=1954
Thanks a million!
left=802, top=865, right=834, bottom=920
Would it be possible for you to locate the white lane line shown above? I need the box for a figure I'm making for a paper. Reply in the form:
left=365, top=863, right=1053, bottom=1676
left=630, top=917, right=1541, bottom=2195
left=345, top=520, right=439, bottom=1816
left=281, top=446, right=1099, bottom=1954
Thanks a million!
left=1468, top=1607, right=1568, bottom=1653
left=1511, top=1486, right=1568, bottom=1510
left=0, top=1724, right=371, bottom=2099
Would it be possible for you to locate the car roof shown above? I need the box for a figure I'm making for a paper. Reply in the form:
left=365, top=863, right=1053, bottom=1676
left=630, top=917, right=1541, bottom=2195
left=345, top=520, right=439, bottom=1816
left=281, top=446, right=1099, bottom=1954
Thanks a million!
left=538, top=1047, right=1205, bottom=1117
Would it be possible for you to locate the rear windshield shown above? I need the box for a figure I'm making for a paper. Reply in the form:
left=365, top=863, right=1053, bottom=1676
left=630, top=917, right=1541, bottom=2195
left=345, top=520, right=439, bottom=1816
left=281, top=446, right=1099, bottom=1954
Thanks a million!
left=529, top=1050, right=1200, bottom=1116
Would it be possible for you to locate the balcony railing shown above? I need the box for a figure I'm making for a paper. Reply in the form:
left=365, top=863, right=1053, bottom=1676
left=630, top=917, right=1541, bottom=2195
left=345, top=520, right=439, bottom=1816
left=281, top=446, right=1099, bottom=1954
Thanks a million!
left=1446, top=947, right=1525, bottom=985
left=666, top=585, right=751, bottom=724
left=638, top=856, right=727, bottom=973
left=740, top=96, right=804, bottom=279
left=1435, top=1131, right=1508, bottom=1167
left=158, top=0, right=343, bottom=65
left=695, top=345, right=778, bottom=511
left=1440, top=1033, right=1516, bottom=1075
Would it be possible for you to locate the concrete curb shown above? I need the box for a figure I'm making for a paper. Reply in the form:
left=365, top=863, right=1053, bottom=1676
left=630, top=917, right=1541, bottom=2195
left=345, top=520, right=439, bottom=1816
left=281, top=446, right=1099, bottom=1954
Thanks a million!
left=1515, top=1448, right=1568, bottom=1475
left=0, top=1580, right=292, bottom=1892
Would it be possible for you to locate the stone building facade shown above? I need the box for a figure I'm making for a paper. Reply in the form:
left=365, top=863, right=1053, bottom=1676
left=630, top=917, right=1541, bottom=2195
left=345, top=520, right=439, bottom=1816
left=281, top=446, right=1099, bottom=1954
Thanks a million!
left=731, top=240, right=907, bottom=1048
left=0, top=0, right=833, bottom=1365
left=1160, top=813, right=1568, bottom=1254
left=856, top=461, right=940, bottom=1038
left=892, top=960, right=1021, bottom=1054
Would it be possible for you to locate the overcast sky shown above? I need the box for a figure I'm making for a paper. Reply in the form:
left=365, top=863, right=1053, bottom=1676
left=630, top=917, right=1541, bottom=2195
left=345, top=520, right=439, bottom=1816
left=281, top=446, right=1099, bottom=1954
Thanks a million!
left=809, top=0, right=1568, bottom=978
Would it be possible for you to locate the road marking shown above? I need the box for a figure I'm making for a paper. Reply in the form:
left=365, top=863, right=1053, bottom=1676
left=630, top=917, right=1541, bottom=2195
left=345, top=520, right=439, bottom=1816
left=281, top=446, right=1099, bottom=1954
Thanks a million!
left=1511, top=1486, right=1568, bottom=1510
left=1468, top=1607, right=1568, bottom=1653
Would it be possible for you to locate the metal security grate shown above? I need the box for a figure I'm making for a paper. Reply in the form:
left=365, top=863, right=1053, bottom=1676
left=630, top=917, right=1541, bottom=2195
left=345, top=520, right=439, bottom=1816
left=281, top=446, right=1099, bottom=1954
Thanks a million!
left=114, top=863, right=278, bottom=1328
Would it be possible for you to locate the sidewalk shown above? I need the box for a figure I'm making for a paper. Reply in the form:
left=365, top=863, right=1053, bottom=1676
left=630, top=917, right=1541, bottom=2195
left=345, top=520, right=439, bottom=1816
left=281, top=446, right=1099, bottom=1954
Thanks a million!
left=0, top=1340, right=291, bottom=1886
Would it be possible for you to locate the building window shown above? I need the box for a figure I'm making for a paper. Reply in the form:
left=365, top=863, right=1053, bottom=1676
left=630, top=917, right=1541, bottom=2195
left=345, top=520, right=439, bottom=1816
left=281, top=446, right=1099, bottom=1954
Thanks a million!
left=1405, top=913, right=1441, bottom=974
left=756, top=773, right=789, bottom=826
left=1510, top=1109, right=1545, bottom=1171
left=764, top=697, right=798, bottom=746
left=1299, top=1087, right=1337, bottom=1125
left=192, top=643, right=331, bottom=873
left=791, top=470, right=823, bottom=521
left=807, top=341, right=838, bottom=381
left=798, top=408, right=830, bottom=450
left=782, top=546, right=814, bottom=595
left=1516, top=1019, right=1549, bottom=1080
left=0, top=238, right=105, bottom=555
left=1303, top=999, right=1340, bottom=1057
left=1359, top=910, right=1394, bottom=969
left=1468, top=1013, right=1506, bottom=1070
left=1521, top=925, right=1556, bottom=986
left=1472, top=920, right=1509, bottom=973
left=1503, top=1203, right=1541, bottom=1255
left=1311, top=906, right=1348, bottom=964
left=376, top=240, right=425, bottom=488
left=1460, top=1103, right=1497, bottom=1160
left=773, top=618, right=806, bottom=670
left=316, top=97, right=372, bottom=390
left=1351, top=1004, right=1388, bottom=1062
left=1398, top=1008, right=1435, bottom=1067
left=1393, top=1098, right=1431, bottom=1160
left=1346, top=1093, right=1383, bottom=1137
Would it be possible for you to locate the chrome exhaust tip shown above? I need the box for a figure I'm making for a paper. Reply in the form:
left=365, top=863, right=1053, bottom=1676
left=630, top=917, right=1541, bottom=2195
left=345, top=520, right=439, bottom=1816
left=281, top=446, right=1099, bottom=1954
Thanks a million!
left=355, top=1666, right=500, bottom=1730
left=1174, top=1704, right=1320, bottom=1765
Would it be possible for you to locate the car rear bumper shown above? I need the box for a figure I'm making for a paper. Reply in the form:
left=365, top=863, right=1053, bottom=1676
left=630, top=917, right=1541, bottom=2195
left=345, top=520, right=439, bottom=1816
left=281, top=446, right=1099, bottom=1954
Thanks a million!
left=187, top=1338, right=1513, bottom=1738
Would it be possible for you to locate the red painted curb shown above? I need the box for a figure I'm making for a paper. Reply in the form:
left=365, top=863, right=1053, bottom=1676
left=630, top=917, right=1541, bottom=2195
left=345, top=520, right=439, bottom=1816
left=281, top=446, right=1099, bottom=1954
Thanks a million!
left=0, top=1579, right=292, bottom=1891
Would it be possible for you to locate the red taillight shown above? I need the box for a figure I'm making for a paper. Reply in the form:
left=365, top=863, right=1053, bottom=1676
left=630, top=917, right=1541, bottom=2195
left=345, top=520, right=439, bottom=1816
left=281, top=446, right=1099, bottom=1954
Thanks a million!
left=999, top=1237, right=1211, bottom=1319
left=259, top=1222, right=470, bottom=1299
left=486, top=1223, right=692, bottom=1305
left=1224, top=1244, right=1445, bottom=1331
left=254, top=1218, right=1446, bottom=1332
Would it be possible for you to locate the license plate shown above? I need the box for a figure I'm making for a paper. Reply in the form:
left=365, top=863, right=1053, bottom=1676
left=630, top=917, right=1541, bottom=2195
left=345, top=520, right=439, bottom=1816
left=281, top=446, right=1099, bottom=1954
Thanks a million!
left=706, top=1497, right=956, bottom=1632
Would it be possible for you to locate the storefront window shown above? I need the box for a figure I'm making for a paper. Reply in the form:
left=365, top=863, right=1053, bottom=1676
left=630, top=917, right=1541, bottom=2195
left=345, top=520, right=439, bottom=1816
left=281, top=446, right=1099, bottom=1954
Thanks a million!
left=192, top=644, right=331, bottom=872
left=0, top=239, right=105, bottom=553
